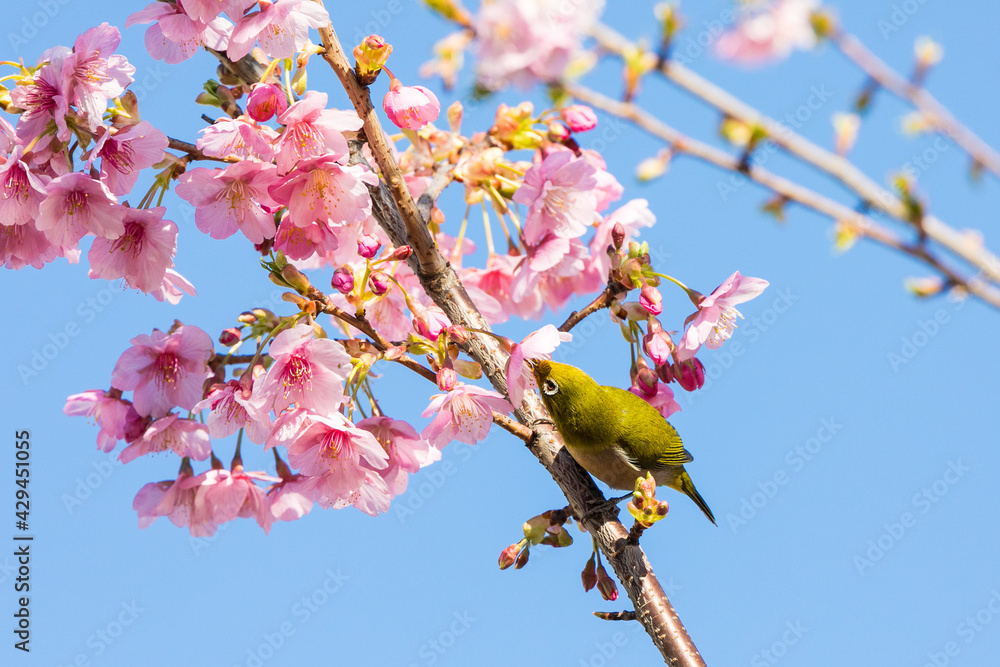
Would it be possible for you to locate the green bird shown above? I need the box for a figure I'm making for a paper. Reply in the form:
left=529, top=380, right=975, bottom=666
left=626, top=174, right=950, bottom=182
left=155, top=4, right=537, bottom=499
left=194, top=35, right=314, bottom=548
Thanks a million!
left=531, top=360, right=716, bottom=525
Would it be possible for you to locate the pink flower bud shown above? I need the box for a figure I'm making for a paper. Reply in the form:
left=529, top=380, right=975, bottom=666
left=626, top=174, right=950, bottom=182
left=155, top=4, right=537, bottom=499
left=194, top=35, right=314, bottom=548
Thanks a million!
left=639, top=284, right=663, bottom=315
left=383, top=75, right=440, bottom=130
left=411, top=304, right=450, bottom=341
left=280, top=264, right=312, bottom=293
left=219, top=328, right=242, bottom=346
left=246, top=83, right=287, bottom=122
left=560, top=104, right=598, bottom=132
left=331, top=267, right=354, bottom=294
left=436, top=366, right=458, bottom=391
left=633, top=362, right=658, bottom=398
left=673, top=358, right=706, bottom=392
left=643, top=326, right=673, bottom=367
left=499, top=542, right=522, bottom=570
left=446, top=325, right=469, bottom=345
left=611, top=222, right=626, bottom=250
left=357, top=233, right=381, bottom=259
left=383, top=245, right=412, bottom=262
left=547, top=121, right=571, bottom=142
left=369, top=270, right=391, bottom=295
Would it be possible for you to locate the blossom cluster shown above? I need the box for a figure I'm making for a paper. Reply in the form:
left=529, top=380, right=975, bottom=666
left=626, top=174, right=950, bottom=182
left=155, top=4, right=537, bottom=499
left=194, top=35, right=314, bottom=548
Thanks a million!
left=0, top=23, right=191, bottom=300
left=35, top=5, right=773, bottom=538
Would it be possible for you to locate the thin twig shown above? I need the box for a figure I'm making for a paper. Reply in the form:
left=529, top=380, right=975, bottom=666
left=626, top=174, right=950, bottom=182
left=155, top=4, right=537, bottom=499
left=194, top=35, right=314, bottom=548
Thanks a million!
left=589, top=22, right=1000, bottom=289
left=831, top=29, right=1000, bottom=180
left=565, top=82, right=1000, bottom=310
left=167, top=137, right=239, bottom=163
left=559, top=285, right=619, bottom=332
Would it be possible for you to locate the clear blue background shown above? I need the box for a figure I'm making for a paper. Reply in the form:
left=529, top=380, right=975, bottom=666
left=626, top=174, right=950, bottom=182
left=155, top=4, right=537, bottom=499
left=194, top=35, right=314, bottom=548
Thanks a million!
left=3, top=1, right=999, bottom=665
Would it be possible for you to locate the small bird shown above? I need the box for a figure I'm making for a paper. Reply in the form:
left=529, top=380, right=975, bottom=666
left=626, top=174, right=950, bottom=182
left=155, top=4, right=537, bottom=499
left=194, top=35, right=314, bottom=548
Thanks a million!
left=531, top=360, right=715, bottom=525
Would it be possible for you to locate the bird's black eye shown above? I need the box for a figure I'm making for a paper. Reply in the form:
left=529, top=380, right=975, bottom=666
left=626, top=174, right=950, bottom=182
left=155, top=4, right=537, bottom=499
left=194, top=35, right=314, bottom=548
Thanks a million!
left=542, top=379, right=559, bottom=395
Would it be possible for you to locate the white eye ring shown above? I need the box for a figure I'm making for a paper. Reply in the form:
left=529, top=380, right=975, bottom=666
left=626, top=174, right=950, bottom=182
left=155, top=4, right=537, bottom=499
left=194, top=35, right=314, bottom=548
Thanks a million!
left=542, top=379, right=559, bottom=395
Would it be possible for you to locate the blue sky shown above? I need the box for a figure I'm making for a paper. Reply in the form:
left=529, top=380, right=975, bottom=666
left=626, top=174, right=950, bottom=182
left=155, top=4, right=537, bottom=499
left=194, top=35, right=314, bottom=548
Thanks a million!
left=4, top=1, right=1000, bottom=665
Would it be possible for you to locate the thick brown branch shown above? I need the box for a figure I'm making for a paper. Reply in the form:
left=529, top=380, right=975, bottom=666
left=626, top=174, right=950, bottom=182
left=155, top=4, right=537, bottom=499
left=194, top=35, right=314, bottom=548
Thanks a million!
left=317, top=10, right=704, bottom=665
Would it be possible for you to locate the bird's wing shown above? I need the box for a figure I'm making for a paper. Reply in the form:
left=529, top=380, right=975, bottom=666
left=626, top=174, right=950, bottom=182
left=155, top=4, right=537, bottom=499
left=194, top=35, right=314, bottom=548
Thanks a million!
left=621, top=429, right=694, bottom=471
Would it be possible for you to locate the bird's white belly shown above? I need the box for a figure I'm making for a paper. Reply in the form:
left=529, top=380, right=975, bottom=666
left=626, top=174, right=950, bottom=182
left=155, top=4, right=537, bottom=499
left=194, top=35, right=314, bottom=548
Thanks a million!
left=564, top=443, right=646, bottom=490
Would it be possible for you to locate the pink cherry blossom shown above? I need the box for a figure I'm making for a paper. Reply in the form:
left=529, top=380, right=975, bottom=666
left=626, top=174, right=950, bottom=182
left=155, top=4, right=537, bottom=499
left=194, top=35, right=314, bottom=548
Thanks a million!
left=119, top=413, right=212, bottom=463
left=63, top=389, right=132, bottom=452
left=268, top=409, right=390, bottom=514
left=421, top=383, right=513, bottom=449
left=274, top=91, right=362, bottom=173
left=89, top=121, right=169, bottom=196
left=474, top=0, right=604, bottom=89
left=314, top=468, right=392, bottom=517
left=133, top=469, right=197, bottom=530
left=580, top=149, right=624, bottom=213
left=383, top=77, right=440, bottom=130
left=87, top=206, right=177, bottom=292
left=175, top=161, right=280, bottom=243
left=0, top=147, right=50, bottom=227
left=272, top=215, right=340, bottom=260
left=505, top=325, right=572, bottom=406
left=0, top=221, right=64, bottom=269
left=514, top=150, right=598, bottom=245
left=127, top=2, right=232, bottom=64
left=463, top=254, right=541, bottom=321
left=183, top=466, right=275, bottom=534
left=629, top=380, right=681, bottom=419
left=510, top=236, right=596, bottom=315
left=251, top=323, right=352, bottom=415
left=111, top=325, right=214, bottom=418
left=193, top=378, right=272, bottom=444
left=150, top=268, right=198, bottom=305
left=63, top=24, right=135, bottom=130
left=715, top=0, right=818, bottom=65
left=35, top=172, right=123, bottom=247
left=182, top=0, right=256, bottom=23
left=246, top=83, right=288, bottom=122
left=410, top=302, right=451, bottom=341
left=8, top=47, right=72, bottom=142
left=227, top=0, right=331, bottom=61
left=197, top=117, right=278, bottom=162
left=269, top=154, right=378, bottom=229
left=358, top=416, right=440, bottom=496
left=677, top=271, right=770, bottom=361
left=266, top=474, right=316, bottom=522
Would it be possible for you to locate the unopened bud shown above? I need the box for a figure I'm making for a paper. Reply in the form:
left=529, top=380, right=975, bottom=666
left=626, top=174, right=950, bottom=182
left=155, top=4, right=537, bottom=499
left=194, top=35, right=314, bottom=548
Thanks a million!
left=219, top=328, right=242, bottom=347
left=560, top=104, right=598, bottom=132
left=280, top=265, right=312, bottom=294
left=331, top=266, right=355, bottom=294
left=369, top=270, right=391, bottom=295
left=252, top=308, right=278, bottom=328
left=672, top=357, right=705, bottom=392
left=237, top=311, right=257, bottom=324
left=547, top=121, right=571, bottom=142
left=436, top=366, right=458, bottom=391
left=383, top=245, right=413, bottom=262
left=353, top=34, right=392, bottom=86
left=357, top=233, right=381, bottom=259
left=611, top=222, right=626, bottom=250
left=581, top=553, right=597, bottom=592
left=446, top=325, right=469, bottom=345
left=499, top=541, right=522, bottom=570
left=595, top=563, right=618, bottom=601
left=447, top=101, right=463, bottom=133
left=639, top=284, right=663, bottom=315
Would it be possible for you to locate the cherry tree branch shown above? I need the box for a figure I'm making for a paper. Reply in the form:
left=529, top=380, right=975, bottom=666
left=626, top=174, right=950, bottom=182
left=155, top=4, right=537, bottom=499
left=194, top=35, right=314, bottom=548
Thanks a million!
left=565, top=82, right=1000, bottom=310
left=559, top=284, right=620, bottom=332
left=316, top=11, right=707, bottom=666
left=830, top=29, right=1000, bottom=180
left=589, top=22, right=1000, bottom=291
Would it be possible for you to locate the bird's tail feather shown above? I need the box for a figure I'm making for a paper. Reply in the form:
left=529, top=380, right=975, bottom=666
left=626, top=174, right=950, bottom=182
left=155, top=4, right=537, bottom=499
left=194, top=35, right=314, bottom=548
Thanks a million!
left=678, top=471, right=716, bottom=525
